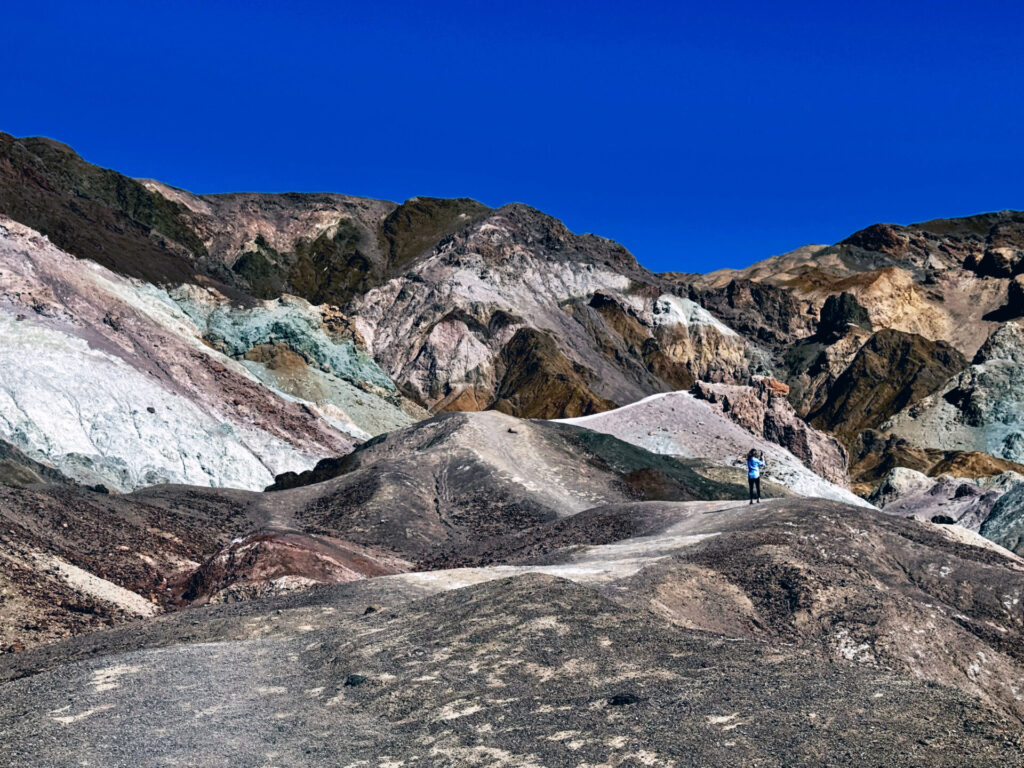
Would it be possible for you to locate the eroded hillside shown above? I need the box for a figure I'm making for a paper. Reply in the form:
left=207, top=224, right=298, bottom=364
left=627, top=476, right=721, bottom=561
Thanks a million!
left=7, top=132, right=1024, bottom=764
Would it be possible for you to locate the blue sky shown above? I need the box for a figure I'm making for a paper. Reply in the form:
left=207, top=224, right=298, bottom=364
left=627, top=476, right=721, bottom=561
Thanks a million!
left=3, top=1, right=1022, bottom=273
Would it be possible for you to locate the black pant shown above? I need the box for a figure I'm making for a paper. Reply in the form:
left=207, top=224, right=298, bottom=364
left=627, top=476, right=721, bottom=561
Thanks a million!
left=748, top=476, right=761, bottom=501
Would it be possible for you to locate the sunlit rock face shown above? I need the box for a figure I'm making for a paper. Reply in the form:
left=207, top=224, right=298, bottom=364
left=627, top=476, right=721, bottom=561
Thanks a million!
left=0, top=135, right=762, bottom=426
left=690, top=377, right=850, bottom=486
left=0, top=141, right=763, bottom=490
left=672, top=214, right=1024, bottom=506
left=869, top=466, right=1024, bottom=533
left=7, top=133, right=1024, bottom=759
left=0, top=217, right=417, bottom=491
left=885, top=320, right=1024, bottom=464
left=345, top=204, right=755, bottom=416
left=683, top=214, right=1024, bottom=360
left=168, top=286, right=419, bottom=440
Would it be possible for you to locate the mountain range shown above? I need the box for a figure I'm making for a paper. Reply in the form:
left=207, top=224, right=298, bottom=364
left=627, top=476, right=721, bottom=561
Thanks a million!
left=3, top=132, right=1024, bottom=765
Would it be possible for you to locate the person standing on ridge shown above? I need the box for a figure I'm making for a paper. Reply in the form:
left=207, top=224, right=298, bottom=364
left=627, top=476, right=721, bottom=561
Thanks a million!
left=747, top=448, right=765, bottom=504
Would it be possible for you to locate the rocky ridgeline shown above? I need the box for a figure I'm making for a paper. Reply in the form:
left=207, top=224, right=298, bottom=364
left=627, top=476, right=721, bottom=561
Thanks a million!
left=9, top=131, right=1024, bottom=504
left=0, top=133, right=769, bottom=492
left=344, top=204, right=754, bottom=416
left=0, top=134, right=758, bottom=423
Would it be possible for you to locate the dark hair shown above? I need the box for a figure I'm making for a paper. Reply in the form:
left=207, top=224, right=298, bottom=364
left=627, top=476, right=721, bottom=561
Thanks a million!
left=747, top=449, right=757, bottom=460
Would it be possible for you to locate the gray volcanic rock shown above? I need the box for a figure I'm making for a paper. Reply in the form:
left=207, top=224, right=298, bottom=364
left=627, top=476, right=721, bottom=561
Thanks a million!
left=0, top=478, right=405, bottom=651
left=981, top=484, right=1024, bottom=555
left=869, top=467, right=1024, bottom=531
left=689, top=212, right=1024, bottom=358
left=268, top=410, right=751, bottom=558
left=0, top=408, right=753, bottom=653
left=681, top=277, right=815, bottom=354
left=396, top=497, right=1024, bottom=723
left=886, top=320, right=1024, bottom=463
left=604, top=500, right=1024, bottom=723
left=5, top=501, right=1024, bottom=765
left=869, top=466, right=942, bottom=508
left=3, top=575, right=1017, bottom=767
left=965, top=216, right=1024, bottom=278
left=816, top=291, right=874, bottom=340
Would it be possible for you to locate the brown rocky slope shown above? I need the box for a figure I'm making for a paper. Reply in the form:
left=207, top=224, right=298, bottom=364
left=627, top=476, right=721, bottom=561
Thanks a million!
left=0, top=409, right=753, bottom=652
left=677, top=213, right=1024, bottom=497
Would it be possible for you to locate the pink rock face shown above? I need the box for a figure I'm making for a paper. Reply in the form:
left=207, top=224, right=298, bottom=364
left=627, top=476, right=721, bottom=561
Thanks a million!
left=760, top=377, right=790, bottom=396
left=0, top=217, right=356, bottom=490
left=692, top=378, right=849, bottom=486
left=177, top=530, right=408, bottom=603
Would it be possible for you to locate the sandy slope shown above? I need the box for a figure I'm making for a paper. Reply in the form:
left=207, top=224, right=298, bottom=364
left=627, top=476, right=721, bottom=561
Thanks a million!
left=556, top=391, right=872, bottom=506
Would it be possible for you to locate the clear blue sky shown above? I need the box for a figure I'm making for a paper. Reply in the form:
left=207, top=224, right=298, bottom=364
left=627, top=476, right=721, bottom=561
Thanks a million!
left=3, top=1, right=1022, bottom=273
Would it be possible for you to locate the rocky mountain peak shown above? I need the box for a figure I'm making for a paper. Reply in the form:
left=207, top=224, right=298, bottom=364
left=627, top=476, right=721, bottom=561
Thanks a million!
left=841, top=222, right=907, bottom=256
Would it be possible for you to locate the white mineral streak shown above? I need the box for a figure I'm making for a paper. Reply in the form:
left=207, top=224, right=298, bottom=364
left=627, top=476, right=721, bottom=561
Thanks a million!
left=0, top=216, right=408, bottom=490
left=0, top=314, right=290, bottom=490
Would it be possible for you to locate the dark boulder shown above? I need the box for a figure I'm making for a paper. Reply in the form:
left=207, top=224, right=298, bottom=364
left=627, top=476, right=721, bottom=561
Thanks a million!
left=817, top=292, right=873, bottom=342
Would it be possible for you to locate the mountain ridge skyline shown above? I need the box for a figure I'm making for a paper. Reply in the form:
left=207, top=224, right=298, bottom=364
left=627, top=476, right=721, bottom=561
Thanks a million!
left=8, top=129, right=1022, bottom=278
